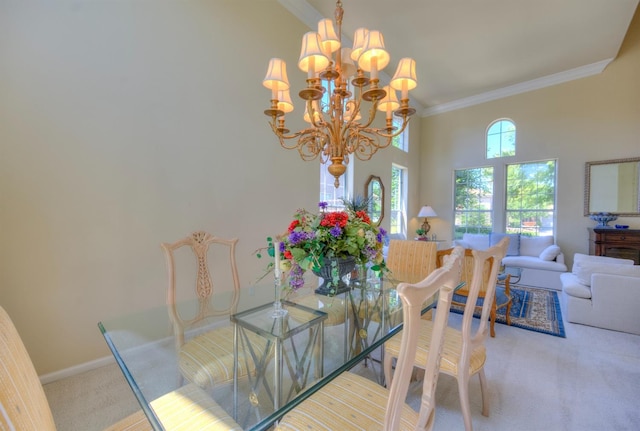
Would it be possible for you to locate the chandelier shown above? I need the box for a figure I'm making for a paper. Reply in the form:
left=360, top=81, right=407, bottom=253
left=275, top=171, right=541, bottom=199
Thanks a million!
left=263, top=0, right=418, bottom=187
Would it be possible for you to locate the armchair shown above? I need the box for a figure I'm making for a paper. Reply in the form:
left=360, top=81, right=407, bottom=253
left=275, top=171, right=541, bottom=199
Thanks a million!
left=560, top=253, right=640, bottom=335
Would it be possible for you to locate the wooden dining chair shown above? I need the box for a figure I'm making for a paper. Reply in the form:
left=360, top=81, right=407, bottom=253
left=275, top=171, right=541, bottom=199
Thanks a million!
left=161, top=231, right=265, bottom=389
left=0, top=305, right=243, bottom=431
left=436, top=241, right=512, bottom=337
left=386, top=239, right=438, bottom=283
left=276, top=247, right=464, bottom=431
left=384, top=238, right=508, bottom=431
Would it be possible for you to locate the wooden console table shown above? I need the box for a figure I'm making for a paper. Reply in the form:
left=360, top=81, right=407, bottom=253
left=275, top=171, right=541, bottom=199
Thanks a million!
left=588, top=227, right=640, bottom=264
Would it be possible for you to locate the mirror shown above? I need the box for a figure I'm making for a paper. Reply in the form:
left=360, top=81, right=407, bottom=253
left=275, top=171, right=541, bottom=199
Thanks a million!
left=585, top=157, right=640, bottom=216
left=364, top=175, right=384, bottom=225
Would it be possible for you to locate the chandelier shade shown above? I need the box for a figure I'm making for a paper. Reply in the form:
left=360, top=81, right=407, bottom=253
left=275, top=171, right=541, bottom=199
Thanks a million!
left=263, top=58, right=289, bottom=91
left=317, top=19, right=340, bottom=54
left=358, top=30, right=390, bottom=79
left=263, top=0, right=418, bottom=187
left=298, top=32, right=330, bottom=77
left=350, top=27, right=369, bottom=61
left=377, top=85, right=400, bottom=123
left=276, top=89, right=294, bottom=114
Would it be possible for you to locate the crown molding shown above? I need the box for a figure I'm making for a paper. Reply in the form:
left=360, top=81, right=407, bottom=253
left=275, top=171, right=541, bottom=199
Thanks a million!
left=421, top=58, right=613, bottom=117
left=278, top=1, right=610, bottom=118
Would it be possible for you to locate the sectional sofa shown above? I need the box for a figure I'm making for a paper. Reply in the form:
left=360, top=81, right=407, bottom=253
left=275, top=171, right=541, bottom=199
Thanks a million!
left=453, top=233, right=567, bottom=290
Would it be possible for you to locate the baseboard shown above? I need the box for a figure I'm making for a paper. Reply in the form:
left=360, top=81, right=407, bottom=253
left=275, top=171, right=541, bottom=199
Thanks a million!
left=39, top=355, right=115, bottom=385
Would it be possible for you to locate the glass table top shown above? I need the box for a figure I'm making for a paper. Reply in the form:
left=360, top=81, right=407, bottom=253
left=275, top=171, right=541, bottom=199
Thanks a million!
left=98, top=275, right=449, bottom=431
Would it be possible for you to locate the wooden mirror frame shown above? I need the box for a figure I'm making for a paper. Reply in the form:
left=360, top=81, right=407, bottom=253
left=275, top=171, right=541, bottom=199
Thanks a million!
left=364, top=175, right=384, bottom=226
left=584, top=156, right=640, bottom=216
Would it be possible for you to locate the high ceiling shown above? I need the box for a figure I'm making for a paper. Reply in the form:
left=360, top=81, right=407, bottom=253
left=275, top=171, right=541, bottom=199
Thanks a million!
left=279, top=0, right=639, bottom=116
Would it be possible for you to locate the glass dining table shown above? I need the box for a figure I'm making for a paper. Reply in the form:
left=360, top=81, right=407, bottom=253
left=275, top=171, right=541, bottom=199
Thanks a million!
left=98, top=272, right=443, bottom=431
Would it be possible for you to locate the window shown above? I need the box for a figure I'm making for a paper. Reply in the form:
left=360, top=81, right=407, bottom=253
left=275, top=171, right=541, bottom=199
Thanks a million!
left=391, top=117, right=408, bottom=151
left=487, top=119, right=516, bottom=159
left=453, top=167, right=494, bottom=238
left=319, top=164, right=348, bottom=210
left=506, top=160, right=556, bottom=237
left=390, top=164, right=408, bottom=236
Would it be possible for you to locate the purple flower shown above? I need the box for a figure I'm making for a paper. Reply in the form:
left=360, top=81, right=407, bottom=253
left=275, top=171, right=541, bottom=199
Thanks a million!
left=379, top=227, right=387, bottom=236
left=288, top=231, right=306, bottom=245
left=318, top=201, right=328, bottom=210
left=288, top=263, right=305, bottom=290
left=279, top=242, right=286, bottom=252
left=330, top=226, right=342, bottom=237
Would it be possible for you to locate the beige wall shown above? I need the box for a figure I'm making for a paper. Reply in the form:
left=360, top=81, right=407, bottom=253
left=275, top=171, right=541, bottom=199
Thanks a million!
left=420, top=6, right=640, bottom=267
left=0, top=0, right=419, bottom=374
left=2, top=0, right=636, bottom=375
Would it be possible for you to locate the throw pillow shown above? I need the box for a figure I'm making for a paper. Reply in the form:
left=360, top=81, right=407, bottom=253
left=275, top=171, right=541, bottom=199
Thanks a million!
left=539, top=245, right=561, bottom=261
left=519, top=236, right=553, bottom=257
left=574, top=261, right=640, bottom=286
left=490, top=233, right=520, bottom=256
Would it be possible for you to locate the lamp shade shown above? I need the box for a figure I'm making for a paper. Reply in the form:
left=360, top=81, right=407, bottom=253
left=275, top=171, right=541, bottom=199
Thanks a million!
left=350, top=27, right=369, bottom=61
left=358, top=30, right=390, bottom=74
left=418, top=206, right=437, bottom=218
left=377, top=85, right=399, bottom=113
left=318, top=19, right=340, bottom=54
left=298, top=32, right=330, bottom=75
left=277, top=89, right=294, bottom=114
left=390, top=58, right=418, bottom=91
left=263, top=58, right=290, bottom=91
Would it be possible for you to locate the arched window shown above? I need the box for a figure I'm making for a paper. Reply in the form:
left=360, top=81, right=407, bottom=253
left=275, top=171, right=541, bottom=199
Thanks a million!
left=486, top=119, right=516, bottom=159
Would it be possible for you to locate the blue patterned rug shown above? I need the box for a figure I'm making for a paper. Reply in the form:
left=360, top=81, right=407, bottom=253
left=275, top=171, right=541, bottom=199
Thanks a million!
left=450, top=285, right=566, bottom=338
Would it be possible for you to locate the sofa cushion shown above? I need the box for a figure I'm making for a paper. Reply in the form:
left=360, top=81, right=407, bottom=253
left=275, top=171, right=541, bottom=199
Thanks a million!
left=574, top=261, right=640, bottom=286
left=461, top=233, right=491, bottom=250
left=572, top=253, right=635, bottom=273
left=490, top=233, right=520, bottom=256
left=560, top=272, right=592, bottom=299
left=519, top=236, right=553, bottom=257
left=503, top=255, right=567, bottom=272
left=539, top=245, right=562, bottom=261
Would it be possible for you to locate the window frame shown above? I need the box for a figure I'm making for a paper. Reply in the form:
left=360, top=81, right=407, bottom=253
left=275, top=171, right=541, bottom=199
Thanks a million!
left=391, top=116, right=408, bottom=152
left=453, top=167, right=495, bottom=239
left=390, top=163, right=408, bottom=238
left=486, top=118, right=516, bottom=159
left=505, top=159, right=557, bottom=237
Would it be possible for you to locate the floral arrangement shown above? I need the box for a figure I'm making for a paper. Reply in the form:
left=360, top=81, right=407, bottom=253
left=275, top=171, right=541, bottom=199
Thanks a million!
left=258, top=202, right=387, bottom=291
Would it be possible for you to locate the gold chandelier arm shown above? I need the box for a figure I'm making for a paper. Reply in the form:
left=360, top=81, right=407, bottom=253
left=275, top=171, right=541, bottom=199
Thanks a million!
left=345, top=130, right=380, bottom=161
left=269, top=120, right=331, bottom=161
left=298, top=133, right=327, bottom=161
left=360, top=99, right=378, bottom=129
left=267, top=121, right=307, bottom=148
left=371, top=115, right=412, bottom=139
left=307, top=99, right=327, bottom=130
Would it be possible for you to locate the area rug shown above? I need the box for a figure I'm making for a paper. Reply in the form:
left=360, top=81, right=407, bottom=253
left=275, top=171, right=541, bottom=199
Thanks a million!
left=450, top=285, right=566, bottom=338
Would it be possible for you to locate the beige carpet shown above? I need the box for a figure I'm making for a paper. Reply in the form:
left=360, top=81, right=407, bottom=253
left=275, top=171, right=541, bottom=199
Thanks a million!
left=45, top=313, right=640, bottom=431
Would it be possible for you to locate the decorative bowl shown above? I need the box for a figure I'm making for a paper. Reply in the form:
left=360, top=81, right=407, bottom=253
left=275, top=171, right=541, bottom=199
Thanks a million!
left=590, top=212, right=618, bottom=227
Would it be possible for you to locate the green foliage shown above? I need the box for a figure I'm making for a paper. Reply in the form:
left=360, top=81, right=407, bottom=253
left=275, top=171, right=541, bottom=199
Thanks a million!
left=341, top=195, right=373, bottom=213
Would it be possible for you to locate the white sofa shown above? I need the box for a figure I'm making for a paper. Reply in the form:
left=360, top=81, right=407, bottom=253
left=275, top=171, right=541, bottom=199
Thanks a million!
left=453, top=233, right=567, bottom=290
left=560, top=253, right=640, bottom=335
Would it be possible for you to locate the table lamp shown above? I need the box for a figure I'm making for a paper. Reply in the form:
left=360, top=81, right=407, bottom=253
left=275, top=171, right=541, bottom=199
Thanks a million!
left=417, top=205, right=437, bottom=236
